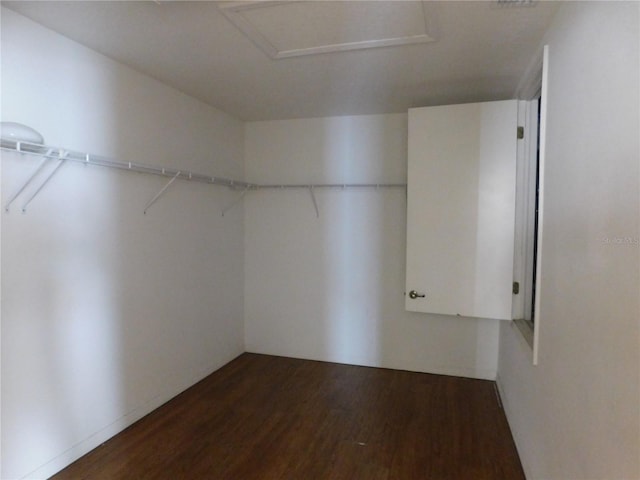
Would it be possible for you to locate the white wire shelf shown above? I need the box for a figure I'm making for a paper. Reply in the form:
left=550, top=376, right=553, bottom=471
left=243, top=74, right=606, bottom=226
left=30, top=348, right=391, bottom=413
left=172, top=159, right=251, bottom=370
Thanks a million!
left=1, top=139, right=407, bottom=215
left=0, top=139, right=252, bottom=189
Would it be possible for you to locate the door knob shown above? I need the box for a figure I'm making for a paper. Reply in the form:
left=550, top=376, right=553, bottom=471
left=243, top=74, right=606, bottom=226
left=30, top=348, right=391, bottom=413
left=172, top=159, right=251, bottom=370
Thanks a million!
left=408, top=290, right=426, bottom=299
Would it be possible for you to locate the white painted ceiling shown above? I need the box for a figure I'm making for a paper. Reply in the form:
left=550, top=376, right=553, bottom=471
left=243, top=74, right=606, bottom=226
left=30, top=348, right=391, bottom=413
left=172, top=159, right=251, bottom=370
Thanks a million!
left=3, top=1, right=559, bottom=121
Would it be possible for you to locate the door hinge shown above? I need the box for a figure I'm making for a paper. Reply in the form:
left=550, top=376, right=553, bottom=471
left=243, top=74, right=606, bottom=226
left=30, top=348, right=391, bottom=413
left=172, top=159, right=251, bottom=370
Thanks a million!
left=513, top=282, right=520, bottom=295
left=517, top=126, right=524, bottom=139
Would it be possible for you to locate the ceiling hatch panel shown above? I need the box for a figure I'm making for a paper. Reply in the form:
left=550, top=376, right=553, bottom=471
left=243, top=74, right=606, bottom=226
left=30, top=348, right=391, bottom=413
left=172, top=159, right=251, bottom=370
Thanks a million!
left=219, top=1, right=436, bottom=59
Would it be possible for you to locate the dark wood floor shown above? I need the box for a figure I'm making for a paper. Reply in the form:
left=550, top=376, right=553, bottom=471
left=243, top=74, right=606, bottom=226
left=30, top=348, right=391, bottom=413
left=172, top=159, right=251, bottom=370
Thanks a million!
left=52, top=353, right=524, bottom=479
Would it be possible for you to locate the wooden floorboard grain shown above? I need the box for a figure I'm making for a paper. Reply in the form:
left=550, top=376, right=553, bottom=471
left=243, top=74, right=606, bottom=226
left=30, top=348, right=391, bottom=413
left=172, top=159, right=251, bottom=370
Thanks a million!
left=51, top=353, right=525, bottom=479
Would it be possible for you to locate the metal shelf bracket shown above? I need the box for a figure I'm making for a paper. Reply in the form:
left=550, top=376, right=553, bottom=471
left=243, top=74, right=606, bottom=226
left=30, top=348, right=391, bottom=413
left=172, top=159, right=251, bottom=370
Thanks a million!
left=308, top=186, right=320, bottom=218
left=221, top=186, right=250, bottom=217
left=4, top=148, right=54, bottom=212
left=1, top=140, right=407, bottom=216
left=21, top=150, right=68, bottom=213
left=143, top=170, right=181, bottom=215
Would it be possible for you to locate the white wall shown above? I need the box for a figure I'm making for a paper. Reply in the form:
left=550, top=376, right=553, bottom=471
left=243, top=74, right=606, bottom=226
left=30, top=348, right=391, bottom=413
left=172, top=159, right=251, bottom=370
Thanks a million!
left=1, top=8, right=245, bottom=479
left=498, top=2, right=640, bottom=479
left=244, top=114, right=501, bottom=380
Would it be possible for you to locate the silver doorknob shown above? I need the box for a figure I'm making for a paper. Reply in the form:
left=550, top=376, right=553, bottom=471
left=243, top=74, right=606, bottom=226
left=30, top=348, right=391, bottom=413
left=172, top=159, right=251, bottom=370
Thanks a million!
left=409, top=290, right=426, bottom=299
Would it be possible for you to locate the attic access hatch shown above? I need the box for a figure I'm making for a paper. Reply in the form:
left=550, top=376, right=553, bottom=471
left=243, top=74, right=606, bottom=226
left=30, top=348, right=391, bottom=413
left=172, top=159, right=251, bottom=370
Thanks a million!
left=218, top=1, right=436, bottom=59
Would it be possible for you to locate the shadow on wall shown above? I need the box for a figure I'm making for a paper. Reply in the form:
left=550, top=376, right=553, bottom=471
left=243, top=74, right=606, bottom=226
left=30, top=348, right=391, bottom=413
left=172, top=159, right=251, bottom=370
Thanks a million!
left=315, top=115, right=500, bottom=377
left=244, top=113, right=500, bottom=379
left=1, top=8, right=244, bottom=479
left=320, top=119, right=391, bottom=365
left=1, top=76, right=126, bottom=478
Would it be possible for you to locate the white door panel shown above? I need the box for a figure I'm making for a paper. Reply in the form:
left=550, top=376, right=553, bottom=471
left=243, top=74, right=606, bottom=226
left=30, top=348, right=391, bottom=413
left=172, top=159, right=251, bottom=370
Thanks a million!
left=406, top=100, right=517, bottom=320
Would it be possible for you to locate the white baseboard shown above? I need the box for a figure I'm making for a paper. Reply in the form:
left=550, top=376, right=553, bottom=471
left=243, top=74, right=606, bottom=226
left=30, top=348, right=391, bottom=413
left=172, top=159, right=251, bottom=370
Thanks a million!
left=246, top=348, right=496, bottom=381
left=22, top=354, right=242, bottom=480
left=495, top=374, right=531, bottom=480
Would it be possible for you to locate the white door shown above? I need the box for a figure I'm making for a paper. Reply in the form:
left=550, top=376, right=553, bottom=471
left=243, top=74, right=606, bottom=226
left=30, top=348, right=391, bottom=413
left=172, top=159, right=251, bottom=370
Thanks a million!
left=406, top=100, right=517, bottom=320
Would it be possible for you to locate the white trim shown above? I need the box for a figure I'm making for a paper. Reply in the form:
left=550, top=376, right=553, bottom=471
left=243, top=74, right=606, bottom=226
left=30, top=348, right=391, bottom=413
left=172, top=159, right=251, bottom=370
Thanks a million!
left=532, top=45, right=549, bottom=366
left=512, top=103, right=537, bottom=348
left=512, top=100, right=527, bottom=321
left=245, top=349, right=496, bottom=381
left=218, top=1, right=281, bottom=59
left=20, top=355, right=242, bottom=479
left=522, top=100, right=539, bottom=325
left=218, top=1, right=436, bottom=60
left=495, top=373, right=533, bottom=479
left=511, top=45, right=548, bottom=365
left=515, top=44, right=545, bottom=100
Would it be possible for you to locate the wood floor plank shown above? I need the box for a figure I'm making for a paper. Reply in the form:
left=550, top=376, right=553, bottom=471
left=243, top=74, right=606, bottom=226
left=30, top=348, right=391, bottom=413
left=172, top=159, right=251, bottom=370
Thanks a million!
left=51, top=353, right=525, bottom=480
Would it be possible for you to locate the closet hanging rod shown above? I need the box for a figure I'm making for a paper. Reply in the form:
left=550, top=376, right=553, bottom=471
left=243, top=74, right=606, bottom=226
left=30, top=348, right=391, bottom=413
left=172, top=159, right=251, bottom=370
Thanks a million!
left=1, top=140, right=407, bottom=190
left=251, top=183, right=406, bottom=189
left=0, top=140, right=254, bottom=189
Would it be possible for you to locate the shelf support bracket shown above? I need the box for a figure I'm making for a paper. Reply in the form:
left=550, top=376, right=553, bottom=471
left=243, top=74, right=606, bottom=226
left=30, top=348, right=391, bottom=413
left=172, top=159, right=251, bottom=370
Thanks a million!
left=308, top=186, right=320, bottom=218
left=221, top=186, right=249, bottom=217
left=143, top=171, right=181, bottom=215
left=21, top=150, right=68, bottom=213
left=4, top=149, right=54, bottom=212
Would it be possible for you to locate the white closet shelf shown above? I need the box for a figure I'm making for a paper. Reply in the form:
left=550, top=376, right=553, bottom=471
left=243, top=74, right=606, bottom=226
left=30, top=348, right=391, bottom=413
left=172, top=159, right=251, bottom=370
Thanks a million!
left=0, top=139, right=252, bottom=189
left=254, top=183, right=406, bottom=189
left=1, top=139, right=406, bottom=215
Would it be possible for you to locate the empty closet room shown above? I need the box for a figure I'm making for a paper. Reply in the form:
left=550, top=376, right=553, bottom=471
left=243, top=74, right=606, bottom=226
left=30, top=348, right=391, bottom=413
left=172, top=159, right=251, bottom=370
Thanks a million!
left=1, top=1, right=638, bottom=479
